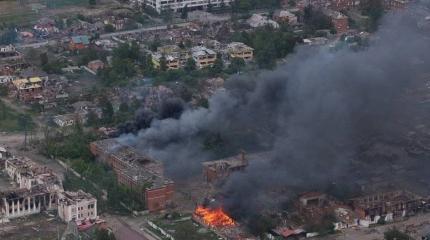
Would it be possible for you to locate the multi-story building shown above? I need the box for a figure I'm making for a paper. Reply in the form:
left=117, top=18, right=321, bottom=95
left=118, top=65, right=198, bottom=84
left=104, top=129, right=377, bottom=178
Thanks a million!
left=152, top=52, right=181, bottom=70
left=57, top=190, right=97, bottom=222
left=202, top=152, right=248, bottom=183
left=191, top=46, right=217, bottom=69
left=226, top=42, right=254, bottom=61
left=141, top=0, right=233, bottom=13
left=157, top=45, right=191, bottom=67
left=10, top=77, right=46, bottom=102
left=1, top=156, right=96, bottom=223
left=0, top=185, right=58, bottom=220
left=351, top=189, right=423, bottom=226
left=1, top=158, right=61, bottom=220
left=90, top=139, right=174, bottom=212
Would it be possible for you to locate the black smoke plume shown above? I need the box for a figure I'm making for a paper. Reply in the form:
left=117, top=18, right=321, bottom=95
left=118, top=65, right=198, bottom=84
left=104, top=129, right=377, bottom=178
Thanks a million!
left=120, top=4, right=430, bottom=219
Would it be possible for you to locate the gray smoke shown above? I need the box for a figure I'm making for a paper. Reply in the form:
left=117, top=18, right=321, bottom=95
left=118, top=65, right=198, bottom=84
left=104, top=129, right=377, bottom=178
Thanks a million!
left=119, top=4, right=430, bottom=217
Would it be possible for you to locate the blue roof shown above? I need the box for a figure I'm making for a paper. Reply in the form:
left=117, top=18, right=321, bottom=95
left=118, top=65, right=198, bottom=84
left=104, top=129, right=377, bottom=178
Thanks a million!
left=71, top=35, right=90, bottom=45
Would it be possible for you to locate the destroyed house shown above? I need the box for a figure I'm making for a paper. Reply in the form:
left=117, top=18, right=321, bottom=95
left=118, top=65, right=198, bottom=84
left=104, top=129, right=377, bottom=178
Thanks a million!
left=5, top=157, right=61, bottom=191
left=57, top=190, right=97, bottom=222
left=226, top=42, right=254, bottom=61
left=351, top=190, right=423, bottom=224
left=11, top=77, right=45, bottom=102
left=0, top=185, right=57, bottom=220
left=90, top=138, right=163, bottom=176
left=202, top=152, right=248, bottom=183
left=90, top=139, right=173, bottom=212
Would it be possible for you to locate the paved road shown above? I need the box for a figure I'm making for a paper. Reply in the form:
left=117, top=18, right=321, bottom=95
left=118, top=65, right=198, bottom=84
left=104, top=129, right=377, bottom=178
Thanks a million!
left=104, top=215, right=153, bottom=240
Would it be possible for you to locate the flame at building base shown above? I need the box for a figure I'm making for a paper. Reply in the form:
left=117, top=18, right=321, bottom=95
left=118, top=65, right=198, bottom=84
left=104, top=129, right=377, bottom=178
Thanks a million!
left=194, top=205, right=236, bottom=228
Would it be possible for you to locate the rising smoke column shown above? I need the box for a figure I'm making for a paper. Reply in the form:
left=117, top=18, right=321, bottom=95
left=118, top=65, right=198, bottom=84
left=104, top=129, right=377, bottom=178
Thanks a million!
left=120, top=3, right=430, bottom=216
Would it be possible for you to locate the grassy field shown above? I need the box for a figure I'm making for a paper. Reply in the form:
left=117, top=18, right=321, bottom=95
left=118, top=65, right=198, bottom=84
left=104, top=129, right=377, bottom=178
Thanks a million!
left=153, top=217, right=220, bottom=240
left=0, top=1, right=39, bottom=25
left=0, top=100, right=34, bottom=132
left=45, top=0, right=88, bottom=9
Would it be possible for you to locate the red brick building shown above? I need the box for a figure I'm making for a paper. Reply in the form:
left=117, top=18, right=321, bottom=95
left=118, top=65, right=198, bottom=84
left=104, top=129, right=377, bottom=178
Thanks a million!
left=330, top=11, right=349, bottom=34
left=90, top=139, right=173, bottom=212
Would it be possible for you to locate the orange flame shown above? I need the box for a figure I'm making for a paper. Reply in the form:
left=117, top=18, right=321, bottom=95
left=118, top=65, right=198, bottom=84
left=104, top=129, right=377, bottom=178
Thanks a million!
left=195, top=205, right=236, bottom=228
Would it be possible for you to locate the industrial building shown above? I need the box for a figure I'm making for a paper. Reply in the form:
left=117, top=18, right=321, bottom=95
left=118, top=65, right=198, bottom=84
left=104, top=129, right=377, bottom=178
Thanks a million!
left=90, top=139, right=174, bottom=212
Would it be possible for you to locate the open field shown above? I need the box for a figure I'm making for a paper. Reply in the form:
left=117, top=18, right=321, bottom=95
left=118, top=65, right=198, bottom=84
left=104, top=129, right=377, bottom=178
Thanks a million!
left=0, top=100, right=34, bottom=132
left=152, top=216, right=220, bottom=240
left=0, top=1, right=39, bottom=25
left=0, top=214, right=66, bottom=240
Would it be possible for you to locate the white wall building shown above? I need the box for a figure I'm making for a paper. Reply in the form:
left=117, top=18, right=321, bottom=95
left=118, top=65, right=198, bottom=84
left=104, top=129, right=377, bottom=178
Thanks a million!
left=57, top=190, right=97, bottom=222
left=140, top=0, right=233, bottom=13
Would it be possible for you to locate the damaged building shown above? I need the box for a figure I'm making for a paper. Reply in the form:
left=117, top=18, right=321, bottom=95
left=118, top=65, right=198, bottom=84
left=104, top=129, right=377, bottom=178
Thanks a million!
left=0, top=185, right=58, bottom=220
left=350, top=189, right=424, bottom=226
left=202, top=151, right=248, bottom=183
left=1, top=156, right=97, bottom=223
left=57, top=190, right=97, bottom=222
left=90, top=139, right=174, bottom=212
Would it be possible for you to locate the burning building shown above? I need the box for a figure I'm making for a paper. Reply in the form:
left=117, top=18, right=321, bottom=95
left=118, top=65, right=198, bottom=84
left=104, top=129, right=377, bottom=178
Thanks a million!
left=194, top=205, right=236, bottom=228
left=90, top=139, right=174, bottom=212
left=192, top=201, right=256, bottom=240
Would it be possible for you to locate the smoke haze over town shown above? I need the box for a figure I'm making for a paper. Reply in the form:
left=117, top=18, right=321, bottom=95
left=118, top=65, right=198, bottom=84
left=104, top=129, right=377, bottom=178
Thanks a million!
left=119, top=1, right=430, bottom=219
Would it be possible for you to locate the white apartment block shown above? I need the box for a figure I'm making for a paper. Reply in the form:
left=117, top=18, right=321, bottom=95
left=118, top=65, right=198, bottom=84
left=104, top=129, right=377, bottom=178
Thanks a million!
left=143, top=0, right=233, bottom=13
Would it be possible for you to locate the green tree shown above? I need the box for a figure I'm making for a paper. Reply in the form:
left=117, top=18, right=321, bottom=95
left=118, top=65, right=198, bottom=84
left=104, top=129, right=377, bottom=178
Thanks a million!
left=228, top=57, right=245, bottom=73
left=100, top=97, right=114, bottom=124
left=181, top=5, right=189, bottom=19
left=40, top=52, right=49, bottom=67
left=384, top=228, right=412, bottom=240
left=211, top=53, right=224, bottom=75
left=0, top=28, right=18, bottom=45
left=0, top=101, right=6, bottom=120
left=86, top=110, right=99, bottom=127
left=0, top=85, right=8, bottom=97
left=184, top=58, right=196, bottom=72
left=207, top=1, right=213, bottom=12
left=361, top=0, right=384, bottom=31
left=104, top=24, right=115, bottom=33
left=159, top=54, right=168, bottom=71
left=95, top=228, right=116, bottom=240
left=89, top=0, right=96, bottom=5
left=303, top=5, right=333, bottom=32
left=161, top=7, right=173, bottom=23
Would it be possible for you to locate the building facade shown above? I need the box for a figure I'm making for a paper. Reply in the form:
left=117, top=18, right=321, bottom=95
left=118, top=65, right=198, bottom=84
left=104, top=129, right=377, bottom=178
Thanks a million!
left=141, top=0, right=233, bottom=13
left=90, top=139, right=174, bottom=212
left=57, top=190, right=97, bottom=222
left=226, top=42, right=254, bottom=61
